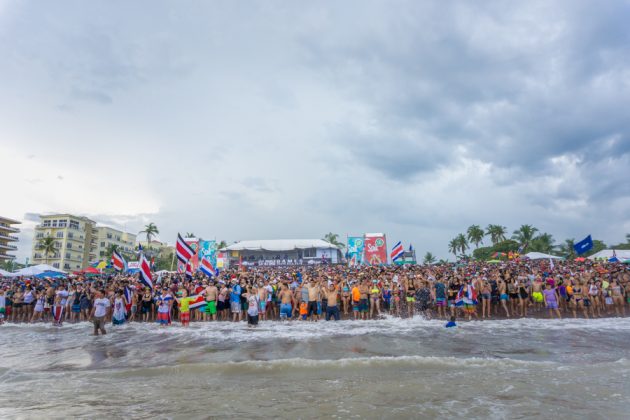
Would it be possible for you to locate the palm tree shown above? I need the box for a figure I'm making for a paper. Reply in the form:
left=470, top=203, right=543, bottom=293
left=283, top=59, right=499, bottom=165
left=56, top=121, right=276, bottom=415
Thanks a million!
left=626, top=233, right=630, bottom=244
left=448, top=238, right=458, bottom=259
left=466, top=225, right=485, bottom=248
left=423, top=252, right=437, bottom=265
left=531, top=233, right=555, bottom=253
left=217, top=240, right=228, bottom=250
left=512, top=224, right=539, bottom=246
left=486, top=224, right=507, bottom=245
left=139, top=223, right=159, bottom=244
left=185, top=232, right=196, bottom=238
left=38, top=236, right=57, bottom=265
left=438, top=259, right=449, bottom=265
left=323, top=232, right=345, bottom=250
left=455, top=233, right=469, bottom=255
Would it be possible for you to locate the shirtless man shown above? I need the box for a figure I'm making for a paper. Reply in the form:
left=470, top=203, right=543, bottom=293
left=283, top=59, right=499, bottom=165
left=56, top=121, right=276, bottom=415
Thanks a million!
left=531, top=277, right=544, bottom=312
left=204, top=281, right=218, bottom=321
left=307, top=280, right=321, bottom=321
left=278, top=283, right=295, bottom=320
left=257, top=282, right=268, bottom=321
left=358, top=280, right=369, bottom=320
left=324, top=283, right=340, bottom=321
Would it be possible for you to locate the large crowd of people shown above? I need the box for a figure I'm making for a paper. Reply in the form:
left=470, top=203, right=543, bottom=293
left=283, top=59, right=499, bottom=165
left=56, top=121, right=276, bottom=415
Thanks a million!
left=1, top=259, right=629, bottom=334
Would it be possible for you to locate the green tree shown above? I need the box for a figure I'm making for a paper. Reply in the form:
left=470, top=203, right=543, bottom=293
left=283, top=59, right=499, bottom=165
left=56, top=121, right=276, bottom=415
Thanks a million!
left=512, top=224, right=539, bottom=246
left=583, top=239, right=607, bottom=257
left=323, top=232, right=345, bottom=250
left=466, top=225, right=485, bottom=248
left=486, top=224, right=507, bottom=245
left=455, top=233, right=469, bottom=255
left=217, top=240, right=228, bottom=250
left=38, top=236, right=57, bottom=265
left=423, top=252, right=437, bottom=265
left=556, top=239, right=576, bottom=259
left=448, top=238, right=458, bottom=259
left=185, top=232, right=195, bottom=238
left=530, top=233, right=555, bottom=253
left=472, top=239, right=520, bottom=261
left=139, top=223, right=159, bottom=244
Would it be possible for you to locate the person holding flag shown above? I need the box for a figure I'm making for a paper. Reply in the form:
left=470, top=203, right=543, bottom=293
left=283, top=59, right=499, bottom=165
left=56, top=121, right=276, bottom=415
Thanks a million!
left=172, top=288, right=196, bottom=327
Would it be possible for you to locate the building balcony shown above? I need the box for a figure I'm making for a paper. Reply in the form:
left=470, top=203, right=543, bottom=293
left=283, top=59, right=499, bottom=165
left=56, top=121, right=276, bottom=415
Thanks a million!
left=0, top=254, right=16, bottom=260
left=0, top=243, right=18, bottom=251
left=0, top=225, right=20, bottom=233
left=0, top=233, right=19, bottom=241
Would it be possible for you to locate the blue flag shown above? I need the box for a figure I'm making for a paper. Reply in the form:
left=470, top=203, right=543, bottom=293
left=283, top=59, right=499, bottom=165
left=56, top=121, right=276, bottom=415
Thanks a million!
left=574, top=235, right=593, bottom=255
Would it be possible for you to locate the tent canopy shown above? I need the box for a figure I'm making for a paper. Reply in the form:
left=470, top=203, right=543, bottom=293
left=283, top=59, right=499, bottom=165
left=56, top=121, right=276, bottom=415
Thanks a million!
left=222, top=239, right=340, bottom=252
left=0, top=268, right=11, bottom=277
left=10, top=264, right=66, bottom=277
left=523, top=252, right=564, bottom=260
left=588, top=249, right=630, bottom=261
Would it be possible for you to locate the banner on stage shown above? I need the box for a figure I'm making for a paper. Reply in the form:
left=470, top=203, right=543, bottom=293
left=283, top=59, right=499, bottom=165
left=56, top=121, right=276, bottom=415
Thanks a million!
left=347, top=237, right=364, bottom=266
left=364, top=233, right=387, bottom=265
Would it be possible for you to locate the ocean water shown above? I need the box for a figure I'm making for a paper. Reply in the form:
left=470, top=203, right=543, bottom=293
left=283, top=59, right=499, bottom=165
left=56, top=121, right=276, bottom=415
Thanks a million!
left=1, top=317, right=629, bottom=418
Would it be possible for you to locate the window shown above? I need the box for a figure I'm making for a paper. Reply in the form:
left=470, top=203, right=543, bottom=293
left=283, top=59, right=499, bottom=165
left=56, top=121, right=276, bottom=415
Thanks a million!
left=78, top=245, right=82, bottom=249
left=107, top=233, right=113, bottom=239
left=69, top=220, right=79, bottom=230
left=56, top=231, right=64, bottom=238
left=67, top=243, right=72, bottom=249
left=303, top=248, right=316, bottom=258
left=42, top=220, right=51, bottom=227
left=76, top=265, right=80, bottom=269
left=99, top=251, right=105, bottom=257
left=100, top=242, right=105, bottom=247
left=116, top=236, right=121, bottom=241
left=68, top=232, right=74, bottom=239
left=65, top=252, right=71, bottom=259
left=55, top=242, right=61, bottom=248
left=52, top=263, right=60, bottom=268
left=58, top=219, right=67, bottom=228
left=36, top=233, right=44, bottom=239
left=64, top=263, right=71, bottom=269
left=52, top=219, right=58, bottom=227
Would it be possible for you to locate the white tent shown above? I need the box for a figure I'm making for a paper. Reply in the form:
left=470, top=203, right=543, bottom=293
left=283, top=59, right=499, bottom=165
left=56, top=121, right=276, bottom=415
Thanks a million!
left=523, top=252, right=564, bottom=260
left=10, top=264, right=66, bottom=277
left=588, top=249, right=630, bottom=260
left=0, top=268, right=11, bottom=277
left=222, top=239, right=340, bottom=251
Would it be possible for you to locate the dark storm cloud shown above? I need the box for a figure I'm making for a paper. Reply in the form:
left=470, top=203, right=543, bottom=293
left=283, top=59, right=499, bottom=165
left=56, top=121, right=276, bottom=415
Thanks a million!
left=2, top=0, right=629, bottom=261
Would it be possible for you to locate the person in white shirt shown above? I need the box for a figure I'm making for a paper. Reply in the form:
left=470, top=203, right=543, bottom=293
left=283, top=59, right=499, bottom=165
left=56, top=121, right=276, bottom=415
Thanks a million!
left=53, top=286, right=69, bottom=326
left=90, top=290, right=111, bottom=336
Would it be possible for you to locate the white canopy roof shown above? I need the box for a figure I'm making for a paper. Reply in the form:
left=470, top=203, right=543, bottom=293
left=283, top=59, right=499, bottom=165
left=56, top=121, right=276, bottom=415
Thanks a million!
left=0, top=268, right=11, bottom=276
left=223, top=239, right=339, bottom=252
left=523, top=252, right=564, bottom=260
left=10, top=264, right=66, bottom=277
left=588, top=249, right=630, bottom=260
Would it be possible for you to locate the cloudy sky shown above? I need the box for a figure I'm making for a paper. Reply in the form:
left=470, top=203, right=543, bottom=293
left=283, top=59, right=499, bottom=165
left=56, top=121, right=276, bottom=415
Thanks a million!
left=1, top=0, right=629, bottom=261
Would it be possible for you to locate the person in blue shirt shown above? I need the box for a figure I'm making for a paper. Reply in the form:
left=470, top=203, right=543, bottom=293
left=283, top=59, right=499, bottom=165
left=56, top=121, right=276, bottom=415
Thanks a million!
left=445, top=315, right=457, bottom=328
left=230, top=279, right=242, bottom=322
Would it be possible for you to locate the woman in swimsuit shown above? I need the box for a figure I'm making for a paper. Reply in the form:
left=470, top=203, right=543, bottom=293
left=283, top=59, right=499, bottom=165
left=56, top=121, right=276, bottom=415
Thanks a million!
left=481, top=281, right=492, bottom=319
left=22, top=286, right=35, bottom=322
left=31, top=290, right=46, bottom=323
left=611, top=279, right=625, bottom=317
left=142, top=289, right=153, bottom=322
left=369, top=281, right=381, bottom=319
left=588, top=281, right=601, bottom=318
left=507, top=280, right=518, bottom=315
left=405, top=279, right=416, bottom=318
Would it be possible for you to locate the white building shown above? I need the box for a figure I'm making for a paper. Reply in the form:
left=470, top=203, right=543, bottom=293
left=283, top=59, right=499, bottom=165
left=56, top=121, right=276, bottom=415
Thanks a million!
left=222, top=239, right=341, bottom=266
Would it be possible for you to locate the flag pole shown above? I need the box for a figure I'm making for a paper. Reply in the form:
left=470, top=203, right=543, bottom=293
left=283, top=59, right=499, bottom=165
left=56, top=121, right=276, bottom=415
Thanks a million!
left=170, top=250, right=175, bottom=272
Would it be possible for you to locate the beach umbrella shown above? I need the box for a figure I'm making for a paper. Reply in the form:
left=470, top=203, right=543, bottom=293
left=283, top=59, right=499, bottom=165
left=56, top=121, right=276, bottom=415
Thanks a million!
left=574, top=257, right=586, bottom=262
left=623, top=259, right=630, bottom=264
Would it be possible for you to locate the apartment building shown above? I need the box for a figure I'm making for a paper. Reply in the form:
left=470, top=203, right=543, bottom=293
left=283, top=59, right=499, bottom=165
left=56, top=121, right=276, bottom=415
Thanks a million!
left=31, top=214, right=96, bottom=271
left=95, top=226, right=137, bottom=258
left=0, top=216, right=20, bottom=261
